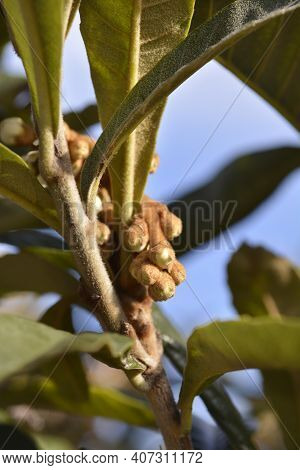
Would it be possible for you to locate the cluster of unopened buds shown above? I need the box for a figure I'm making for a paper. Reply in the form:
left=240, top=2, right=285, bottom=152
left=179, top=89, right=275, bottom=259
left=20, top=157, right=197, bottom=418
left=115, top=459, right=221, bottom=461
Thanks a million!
left=124, top=197, right=186, bottom=302
left=0, top=116, right=111, bottom=249
left=0, top=117, right=185, bottom=301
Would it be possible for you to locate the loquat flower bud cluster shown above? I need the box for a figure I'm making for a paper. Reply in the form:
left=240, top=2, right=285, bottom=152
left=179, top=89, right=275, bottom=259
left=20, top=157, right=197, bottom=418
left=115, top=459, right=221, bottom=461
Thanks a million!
left=127, top=198, right=185, bottom=302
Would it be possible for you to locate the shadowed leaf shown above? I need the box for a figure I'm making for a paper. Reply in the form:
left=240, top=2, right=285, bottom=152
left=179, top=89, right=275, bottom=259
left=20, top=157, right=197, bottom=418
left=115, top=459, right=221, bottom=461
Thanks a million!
left=179, top=317, right=300, bottom=434
left=2, top=376, right=155, bottom=428
left=170, top=146, right=300, bottom=255
left=228, top=244, right=300, bottom=448
left=191, top=1, right=300, bottom=130
left=0, top=313, right=139, bottom=385
left=0, top=144, right=59, bottom=230
left=0, top=252, right=77, bottom=297
left=81, top=0, right=300, bottom=209
left=2, top=0, right=69, bottom=135
left=80, top=0, right=195, bottom=209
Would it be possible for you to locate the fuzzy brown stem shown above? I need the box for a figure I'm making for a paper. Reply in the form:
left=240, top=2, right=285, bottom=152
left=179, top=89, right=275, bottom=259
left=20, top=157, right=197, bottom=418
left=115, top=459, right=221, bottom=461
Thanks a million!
left=145, top=368, right=193, bottom=450
left=39, top=125, right=124, bottom=332
left=39, top=123, right=191, bottom=449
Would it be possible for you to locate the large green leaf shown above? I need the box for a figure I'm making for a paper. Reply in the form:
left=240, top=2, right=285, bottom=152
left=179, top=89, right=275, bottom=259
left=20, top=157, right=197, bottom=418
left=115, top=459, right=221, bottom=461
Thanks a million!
left=152, top=305, right=255, bottom=449
left=1, top=376, right=155, bottom=428
left=0, top=200, right=46, bottom=233
left=0, top=252, right=77, bottom=297
left=0, top=229, right=62, bottom=248
left=81, top=0, right=300, bottom=211
left=25, top=247, right=75, bottom=271
left=0, top=144, right=59, bottom=230
left=191, top=1, right=300, bottom=130
left=40, top=298, right=89, bottom=403
left=228, top=244, right=300, bottom=319
left=169, top=146, right=300, bottom=255
left=2, top=0, right=68, bottom=135
left=179, top=317, right=300, bottom=434
left=0, top=313, right=138, bottom=385
left=80, top=0, right=195, bottom=214
left=228, top=244, right=300, bottom=448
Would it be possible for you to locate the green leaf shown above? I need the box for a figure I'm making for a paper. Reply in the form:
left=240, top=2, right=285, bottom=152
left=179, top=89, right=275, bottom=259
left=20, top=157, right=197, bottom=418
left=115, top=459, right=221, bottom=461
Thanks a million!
left=227, top=244, right=300, bottom=319
left=80, top=0, right=195, bottom=213
left=169, top=146, right=300, bottom=255
left=64, top=104, right=98, bottom=132
left=0, top=423, right=37, bottom=450
left=2, top=0, right=68, bottom=135
left=81, top=0, right=300, bottom=209
left=179, top=317, right=300, bottom=434
left=40, top=298, right=89, bottom=402
left=152, top=305, right=255, bottom=449
left=2, top=376, right=155, bottom=428
left=228, top=244, right=300, bottom=448
left=0, top=252, right=77, bottom=297
left=25, top=247, right=75, bottom=271
left=0, top=313, right=137, bottom=385
left=0, top=229, right=62, bottom=248
left=191, top=1, right=300, bottom=130
left=0, top=200, right=46, bottom=233
left=0, top=144, right=59, bottom=230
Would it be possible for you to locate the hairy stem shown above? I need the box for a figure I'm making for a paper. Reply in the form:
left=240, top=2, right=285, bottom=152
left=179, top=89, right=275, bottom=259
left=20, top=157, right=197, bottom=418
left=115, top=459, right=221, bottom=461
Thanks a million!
left=145, top=368, right=192, bottom=450
left=39, top=125, right=124, bottom=332
left=39, top=122, right=190, bottom=449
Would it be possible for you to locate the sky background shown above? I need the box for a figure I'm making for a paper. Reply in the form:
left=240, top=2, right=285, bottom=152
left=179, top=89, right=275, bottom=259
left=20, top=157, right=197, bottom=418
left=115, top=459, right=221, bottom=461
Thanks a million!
left=2, top=14, right=300, bottom=435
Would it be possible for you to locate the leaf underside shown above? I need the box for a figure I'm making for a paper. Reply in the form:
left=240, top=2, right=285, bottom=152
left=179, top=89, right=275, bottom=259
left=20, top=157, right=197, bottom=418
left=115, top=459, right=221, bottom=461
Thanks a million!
left=228, top=244, right=300, bottom=449
left=80, top=0, right=195, bottom=212
left=179, top=317, right=300, bottom=434
left=81, top=0, right=300, bottom=210
left=191, top=0, right=300, bottom=130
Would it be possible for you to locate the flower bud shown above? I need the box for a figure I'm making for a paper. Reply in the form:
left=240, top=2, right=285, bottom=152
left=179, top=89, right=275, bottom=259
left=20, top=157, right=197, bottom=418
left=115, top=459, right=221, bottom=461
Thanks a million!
left=96, top=221, right=110, bottom=245
left=148, top=241, right=175, bottom=269
left=130, top=253, right=161, bottom=286
left=63, top=122, right=77, bottom=142
left=170, top=260, right=186, bottom=285
left=123, top=216, right=149, bottom=252
left=37, top=174, right=47, bottom=188
left=149, top=272, right=176, bottom=301
left=69, top=138, right=90, bottom=161
left=0, top=117, right=35, bottom=146
left=95, top=195, right=103, bottom=214
left=72, top=159, right=83, bottom=177
left=160, top=209, right=182, bottom=240
left=149, top=153, right=160, bottom=174
left=23, top=150, right=39, bottom=164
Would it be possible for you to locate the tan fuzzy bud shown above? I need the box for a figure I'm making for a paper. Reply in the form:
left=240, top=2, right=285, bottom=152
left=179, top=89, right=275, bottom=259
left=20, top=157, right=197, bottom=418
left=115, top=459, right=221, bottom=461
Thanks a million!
left=37, top=174, right=47, bottom=188
left=69, top=138, right=90, bottom=161
left=170, top=260, right=186, bottom=285
left=63, top=122, right=77, bottom=142
left=0, top=117, right=35, bottom=146
left=148, top=241, right=175, bottom=269
left=23, top=150, right=39, bottom=164
left=160, top=209, right=182, bottom=240
left=95, top=195, right=103, bottom=214
left=123, top=216, right=149, bottom=252
left=130, top=253, right=161, bottom=286
left=129, top=252, right=148, bottom=280
left=96, top=221, right=110, bottom=245
left=149, top=272, right=176, bottom=301
left=149, top=153, right=160, bottom=174
left=72, top=159, right=83, bottom=177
